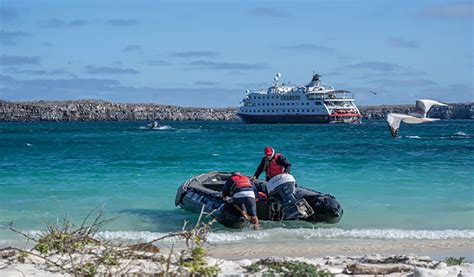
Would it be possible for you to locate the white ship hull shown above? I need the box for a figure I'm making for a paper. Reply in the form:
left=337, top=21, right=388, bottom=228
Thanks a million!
left=237, top=73, right=362, bottom=124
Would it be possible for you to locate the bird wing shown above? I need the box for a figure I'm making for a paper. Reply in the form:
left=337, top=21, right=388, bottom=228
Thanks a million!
left=386, top=113, right=403, bottom=138
left=387, top=113, right=416, bottom=138
left=412, top=99, right=448, bottom=118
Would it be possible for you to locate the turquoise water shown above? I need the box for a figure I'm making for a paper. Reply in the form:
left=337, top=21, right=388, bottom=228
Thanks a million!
left=1, top=120, right=473, bottom=244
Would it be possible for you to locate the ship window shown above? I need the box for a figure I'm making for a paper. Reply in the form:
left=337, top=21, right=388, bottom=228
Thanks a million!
left=292, top=103, right=294, bottom=105
left=312, top=109, right=315, bottom=112
left=276, top=96, right=279, bottom=99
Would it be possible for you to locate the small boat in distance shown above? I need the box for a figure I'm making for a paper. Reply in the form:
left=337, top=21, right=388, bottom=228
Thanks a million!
left=146, top=121, right=161, bottom=129
left=237, top=73, right=362, bottom=124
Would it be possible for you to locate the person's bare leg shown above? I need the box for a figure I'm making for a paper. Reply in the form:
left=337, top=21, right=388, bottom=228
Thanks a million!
left=233, top=204, right=250, bottom=220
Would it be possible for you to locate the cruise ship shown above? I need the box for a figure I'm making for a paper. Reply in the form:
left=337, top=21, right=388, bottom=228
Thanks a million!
left=237, top=73, right=362, bottom=124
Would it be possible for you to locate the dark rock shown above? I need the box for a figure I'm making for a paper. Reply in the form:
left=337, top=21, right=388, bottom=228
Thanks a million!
left=0, top=100, right=239, bottom=122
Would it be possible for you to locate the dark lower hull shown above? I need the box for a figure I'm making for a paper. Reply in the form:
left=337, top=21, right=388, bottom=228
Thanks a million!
left=238, top=113, right=361, bottom=124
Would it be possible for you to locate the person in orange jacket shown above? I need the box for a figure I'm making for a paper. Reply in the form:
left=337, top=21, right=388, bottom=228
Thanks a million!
left=223, top=172, right=259, bottom=229
left=252, top=146, right=292, bottom=181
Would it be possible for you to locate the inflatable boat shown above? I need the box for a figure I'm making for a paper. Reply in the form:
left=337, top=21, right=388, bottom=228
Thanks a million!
left=175, top=172, right=343, bottom=228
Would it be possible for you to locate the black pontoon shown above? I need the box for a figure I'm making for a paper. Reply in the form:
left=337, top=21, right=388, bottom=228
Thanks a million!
left=175, top=172, right=343, bottom=228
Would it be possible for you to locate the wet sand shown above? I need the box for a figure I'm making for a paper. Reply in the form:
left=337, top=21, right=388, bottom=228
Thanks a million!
left=206, top=238, right=474, bottom=261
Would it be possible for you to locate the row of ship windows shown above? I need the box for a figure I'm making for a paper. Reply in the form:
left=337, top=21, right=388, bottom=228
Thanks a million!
left=251, top=95, right=302, bottom=101
left=246, top=102, right=322, bottom=107
left=242, top=109, right=319, bottom=113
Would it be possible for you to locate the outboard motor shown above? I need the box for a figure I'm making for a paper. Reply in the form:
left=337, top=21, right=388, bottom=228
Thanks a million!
left=267, top=174, right=314, bottom=219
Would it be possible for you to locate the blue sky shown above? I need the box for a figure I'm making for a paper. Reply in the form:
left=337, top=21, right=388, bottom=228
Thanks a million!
left=0, top=0, right=472, bottom=107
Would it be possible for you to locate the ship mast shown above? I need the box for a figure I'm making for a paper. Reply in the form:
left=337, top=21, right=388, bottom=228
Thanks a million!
left=273, top=73, right=282, bottom=87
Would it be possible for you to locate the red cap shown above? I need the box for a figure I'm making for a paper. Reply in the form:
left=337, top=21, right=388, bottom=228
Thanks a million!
left=264, top=146, right=274, bottom=155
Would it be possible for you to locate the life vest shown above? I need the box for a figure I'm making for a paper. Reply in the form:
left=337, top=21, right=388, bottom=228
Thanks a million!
left=230, top=175, right=253, bottom=192
left=265, top=153, right=285, bottom=179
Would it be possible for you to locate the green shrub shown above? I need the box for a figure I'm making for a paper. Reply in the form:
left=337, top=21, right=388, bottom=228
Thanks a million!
left=246, top=260, right=333, bottom=276
left=445, top=256, right=466, bottom=266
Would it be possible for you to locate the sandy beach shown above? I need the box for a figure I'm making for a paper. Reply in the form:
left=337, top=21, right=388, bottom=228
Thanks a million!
left=207, top=238, right=474, bottom=261
left=3, top=236, right=473, bottom=276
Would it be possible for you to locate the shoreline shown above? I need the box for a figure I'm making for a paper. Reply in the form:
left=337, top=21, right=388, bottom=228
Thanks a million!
left=1, top=99, right=472, bottom=121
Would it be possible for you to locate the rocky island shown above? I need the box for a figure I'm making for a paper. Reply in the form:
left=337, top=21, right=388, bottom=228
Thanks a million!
left=0, top=99, right=472, bottom=122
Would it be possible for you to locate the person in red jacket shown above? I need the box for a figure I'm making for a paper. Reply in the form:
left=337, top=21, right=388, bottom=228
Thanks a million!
left=252, top=146, right=292, bottom=181
left=223, top=172, right=259, bottom=229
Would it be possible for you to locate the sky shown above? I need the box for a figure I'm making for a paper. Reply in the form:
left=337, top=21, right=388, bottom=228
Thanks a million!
left=0, top=0, right=473, bottom=108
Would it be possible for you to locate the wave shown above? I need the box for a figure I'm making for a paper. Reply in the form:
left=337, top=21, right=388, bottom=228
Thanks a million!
left=405, top=135, right=421, bottom=139
left=156, top=125, right=173, bottom=130
left=49, top=228, right=474, bottom=244
left=455, top=131, right=467, bottom=136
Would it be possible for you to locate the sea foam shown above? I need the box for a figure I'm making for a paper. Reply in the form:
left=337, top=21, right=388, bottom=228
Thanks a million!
left=55, top=228, right=474, bottom=244
left=455, top=131, right=469, bottom=137
left=405, top=135, right=421, bottom=139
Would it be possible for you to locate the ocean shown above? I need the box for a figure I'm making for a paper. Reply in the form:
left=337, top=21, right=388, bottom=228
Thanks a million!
left=1, top=120, right=473, bottom=246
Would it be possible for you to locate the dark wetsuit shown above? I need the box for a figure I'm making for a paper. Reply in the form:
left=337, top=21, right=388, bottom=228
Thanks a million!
left=253, top=154, right=292, bottom=181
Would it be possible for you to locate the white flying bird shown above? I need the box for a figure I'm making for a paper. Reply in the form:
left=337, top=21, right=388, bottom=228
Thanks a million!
left=386, top=99, right=448, bottom=138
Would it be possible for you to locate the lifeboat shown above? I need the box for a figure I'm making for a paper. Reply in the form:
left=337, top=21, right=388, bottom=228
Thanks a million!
left=175, top=172, right=343, bottom=228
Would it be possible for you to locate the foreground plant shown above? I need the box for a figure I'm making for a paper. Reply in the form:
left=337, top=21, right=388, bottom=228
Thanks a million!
left=1, top=206, right=219, bottom=276
left=246, top=258, right=333, bottom=276
left=445, top=256, right=466, bottom=266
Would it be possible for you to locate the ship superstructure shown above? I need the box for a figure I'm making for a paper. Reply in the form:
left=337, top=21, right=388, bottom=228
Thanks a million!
left=237, top=73, right=361, bottom=123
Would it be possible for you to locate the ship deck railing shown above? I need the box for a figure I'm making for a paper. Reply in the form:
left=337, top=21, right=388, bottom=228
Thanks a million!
left=307, top=90, right=355, bottom=101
